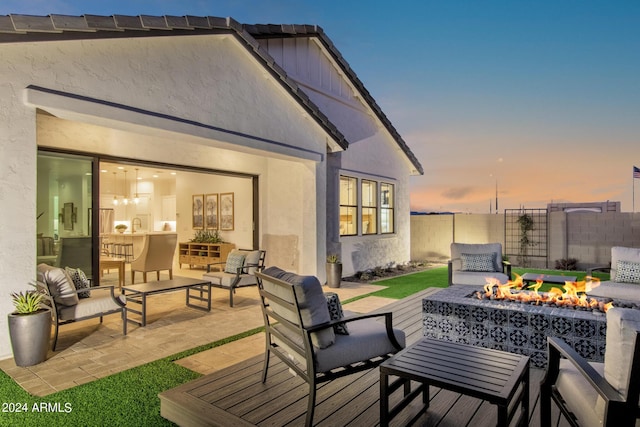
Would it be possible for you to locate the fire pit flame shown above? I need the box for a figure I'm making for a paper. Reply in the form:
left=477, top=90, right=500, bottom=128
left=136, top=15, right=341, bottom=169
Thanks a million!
left=476, top=273, right=612, bottom=313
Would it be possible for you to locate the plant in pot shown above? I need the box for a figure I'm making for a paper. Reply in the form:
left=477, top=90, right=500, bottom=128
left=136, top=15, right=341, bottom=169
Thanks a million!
left=115, top=224, right=128, bottom=234
left=326, top=254, right=343, bottom=288
left=8, top=284, right=52, bottom=366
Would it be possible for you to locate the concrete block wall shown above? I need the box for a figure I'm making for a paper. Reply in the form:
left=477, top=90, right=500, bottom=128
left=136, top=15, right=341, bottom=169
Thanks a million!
left=410, top=214, right=453, bottom=262
left=411, top=212, right=640, bottom=269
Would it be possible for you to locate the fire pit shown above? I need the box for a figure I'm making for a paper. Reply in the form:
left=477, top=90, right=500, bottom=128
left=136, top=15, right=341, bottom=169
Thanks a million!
left=423, top=285, right=608, bottom=368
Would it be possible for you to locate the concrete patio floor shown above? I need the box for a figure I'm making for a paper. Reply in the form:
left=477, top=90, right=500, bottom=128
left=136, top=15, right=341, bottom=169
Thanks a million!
left=0, top=266, right=393, bottom=396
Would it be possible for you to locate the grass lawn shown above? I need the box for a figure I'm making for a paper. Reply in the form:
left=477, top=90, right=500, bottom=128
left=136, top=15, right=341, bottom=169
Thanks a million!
left=0, top=265, right=609, bottom=426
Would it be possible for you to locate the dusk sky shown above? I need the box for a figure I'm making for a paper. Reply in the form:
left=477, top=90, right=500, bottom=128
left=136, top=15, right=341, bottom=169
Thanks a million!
left=3, top=1, right=639, bottom=212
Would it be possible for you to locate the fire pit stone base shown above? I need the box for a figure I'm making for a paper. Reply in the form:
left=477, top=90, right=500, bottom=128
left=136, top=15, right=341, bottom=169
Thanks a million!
left=423, top=285, right=607, bottom=368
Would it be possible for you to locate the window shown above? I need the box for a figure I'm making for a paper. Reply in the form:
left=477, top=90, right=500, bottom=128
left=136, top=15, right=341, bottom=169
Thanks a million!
left=339, top=176, right=357, bottom=236
left=380, top=183, right=394, bottom=233
left=361, top=180, right=377, bottom=234
left=339, top=175, right=395, bottom=237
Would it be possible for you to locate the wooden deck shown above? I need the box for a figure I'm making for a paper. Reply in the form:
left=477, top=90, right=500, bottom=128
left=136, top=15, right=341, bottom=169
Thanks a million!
left=160, top=288, right=570, bottom=426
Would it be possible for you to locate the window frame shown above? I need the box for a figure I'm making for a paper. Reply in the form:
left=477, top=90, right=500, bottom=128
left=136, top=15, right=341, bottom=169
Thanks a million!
left=380, top=182, right=394, bottom=234
left=339, top=174, right=396, bottom=238
left=339, top=175, right=358, bottom=237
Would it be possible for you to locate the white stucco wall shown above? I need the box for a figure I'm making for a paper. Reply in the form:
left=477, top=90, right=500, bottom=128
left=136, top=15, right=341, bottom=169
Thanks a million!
left=0, top=34, right=332, bottom=360
left=336, top=130, right=412, bottom=275
left=264, top=36, right=415, bottom=276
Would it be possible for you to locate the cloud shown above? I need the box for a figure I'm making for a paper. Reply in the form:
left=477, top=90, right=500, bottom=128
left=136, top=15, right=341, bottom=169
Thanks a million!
left=441, top=187, right=475, bottom=200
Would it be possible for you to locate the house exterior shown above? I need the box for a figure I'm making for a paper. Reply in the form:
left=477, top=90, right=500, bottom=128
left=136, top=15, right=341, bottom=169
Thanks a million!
left=0, top=14, right=423, bottom=359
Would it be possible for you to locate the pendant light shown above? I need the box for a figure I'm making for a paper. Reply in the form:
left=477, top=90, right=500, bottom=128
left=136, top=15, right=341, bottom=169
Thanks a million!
left=112, top=172, right=119, bottom=206
left=134, top=168, right=140, bottom=205
left=122, top=170, right=129, bottom=205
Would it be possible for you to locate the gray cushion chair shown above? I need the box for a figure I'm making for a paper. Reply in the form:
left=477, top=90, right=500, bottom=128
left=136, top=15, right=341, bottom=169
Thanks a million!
left=37, top=263, right=126, bottom=350
left=541, top=307, right=640, bottom=427
left=130, top=233, right=178, bottom=284
left=587, top=246, right=640, bottom=302
left=448, top=242, right=512, bottom=286
left=255, top=266, right=405, bottom=427
left=202, top=249, right=266, bottom=307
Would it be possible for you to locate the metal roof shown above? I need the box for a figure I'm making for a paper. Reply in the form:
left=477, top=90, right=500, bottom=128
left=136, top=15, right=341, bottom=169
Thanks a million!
left=0, top=14, right=423, bottom=174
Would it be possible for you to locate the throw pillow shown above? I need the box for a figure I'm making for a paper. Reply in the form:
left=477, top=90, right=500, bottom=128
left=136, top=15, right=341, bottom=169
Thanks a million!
left=461, top=253, right=496, bottom=272
left=616, top=260, right=640, bottom=284
left=65, top=267, right=91, bottom=298
left=224, top=252, right=246, bottom=274
left=325, top=292, right=349, bottom=335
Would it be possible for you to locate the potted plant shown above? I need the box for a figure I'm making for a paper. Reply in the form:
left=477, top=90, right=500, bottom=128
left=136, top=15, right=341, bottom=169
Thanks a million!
left=115, top=224, right=127, bottom=234
left=326, top=254, right=343, bottom=288
left=8, top=284, right=52, bottom=366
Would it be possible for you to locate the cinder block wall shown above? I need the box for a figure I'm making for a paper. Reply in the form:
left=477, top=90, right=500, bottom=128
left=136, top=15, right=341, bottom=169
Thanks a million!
left=411, top=212, right=640, bottom=269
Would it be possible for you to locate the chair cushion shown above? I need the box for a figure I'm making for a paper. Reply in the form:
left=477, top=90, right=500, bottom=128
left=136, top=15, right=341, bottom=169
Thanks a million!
left=244, top=250, right=262, bottom=275
left=37, top=263, right=79, bottom=307
left=451, top=271, right=509, bottom=286
left=262, top=266, right=335, bottom=348
left=224, top=251, right=245, bottom=274
left=203, top=271, right=258, bottom=288
left=65, top=267, right=91, bottom=298
left=315, top=317, right=405, bottom=372
left=325, top=292, right=348, bottom=335
left=555, top=359, right=605, bottom=427
left=604, top=307, right=640, bottom=400
left=58, top=294, right=124, bottom=321
left=587, top=280, right=640, bottom=301
left=611, top=246, right=640, bottom=282
left=615, top=260, right=640, bottom=284
left=460, top=253, right=496, bottom=272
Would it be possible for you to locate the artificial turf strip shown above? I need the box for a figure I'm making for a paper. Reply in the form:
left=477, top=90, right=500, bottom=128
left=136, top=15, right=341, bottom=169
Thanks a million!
left=0, top=326, right=264, bottom=427
left=343, top=266, right=450, bottom=302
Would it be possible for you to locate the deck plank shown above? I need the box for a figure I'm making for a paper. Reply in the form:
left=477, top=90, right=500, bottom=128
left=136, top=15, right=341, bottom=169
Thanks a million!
left=160, top=287, right=560, bottom=426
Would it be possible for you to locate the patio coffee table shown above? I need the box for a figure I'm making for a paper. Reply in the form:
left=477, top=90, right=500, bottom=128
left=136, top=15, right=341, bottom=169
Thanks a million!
left=380, top=338, right=529, bottom=427
left=521, top=273, right=577, bottom=287
left=122, top=277, right=212, bottom=327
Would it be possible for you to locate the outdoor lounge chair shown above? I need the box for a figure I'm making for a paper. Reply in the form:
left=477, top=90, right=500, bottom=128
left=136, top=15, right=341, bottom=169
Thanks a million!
left=541, top=307, right=640, bottom=427
left=37, top=263, right=126, bottom=350
left=202, top=249, right=265, bottom=307
left=255, top=267, right=405, bottom=427
left=586, top=246, right=640, bottom=302
left=448, top=242, right=512, bottom=286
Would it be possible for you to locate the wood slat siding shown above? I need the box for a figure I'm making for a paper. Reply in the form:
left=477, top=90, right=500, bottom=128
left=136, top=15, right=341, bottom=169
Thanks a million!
left=160, top=288, right=570, bottom=426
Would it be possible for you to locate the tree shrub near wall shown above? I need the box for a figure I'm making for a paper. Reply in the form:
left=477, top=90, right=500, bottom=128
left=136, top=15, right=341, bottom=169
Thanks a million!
left=517, top=213, right=534, bottom=267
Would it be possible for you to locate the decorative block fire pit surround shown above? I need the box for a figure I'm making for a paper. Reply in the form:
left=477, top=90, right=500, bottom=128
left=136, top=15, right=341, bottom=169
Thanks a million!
left=422, top=285, right=607, bottom=368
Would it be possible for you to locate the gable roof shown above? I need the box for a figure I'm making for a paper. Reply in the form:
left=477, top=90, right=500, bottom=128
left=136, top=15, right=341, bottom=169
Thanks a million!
left=0, top=14, right=423, bottom=175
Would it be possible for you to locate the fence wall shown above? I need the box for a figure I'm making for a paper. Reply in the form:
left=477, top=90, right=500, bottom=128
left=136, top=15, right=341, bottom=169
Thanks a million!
left=411, top=212, right=640, bottom=269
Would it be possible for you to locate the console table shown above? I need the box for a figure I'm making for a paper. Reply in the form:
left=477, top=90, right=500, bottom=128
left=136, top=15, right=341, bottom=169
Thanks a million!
left=178, top=242, right=235, bottom=269
left=380, top=338, right=529, bottom=427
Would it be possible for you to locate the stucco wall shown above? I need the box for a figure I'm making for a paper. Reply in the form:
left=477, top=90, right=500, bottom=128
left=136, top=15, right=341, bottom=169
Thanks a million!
left=411, top=212, right=640, bottom=269
left=0, top=34, right=331, bottom=359
left=335, top=130, right=412, bottom=276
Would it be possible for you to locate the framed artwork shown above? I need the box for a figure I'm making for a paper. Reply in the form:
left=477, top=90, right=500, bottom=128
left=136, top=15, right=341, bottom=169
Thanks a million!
left=205, top=193, right=218, bottom=229
left=63, top=202, right=74, bottom=230
left=192, top=194, right=204, bottom=229
left=219, top=192, right=234, bottom=231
